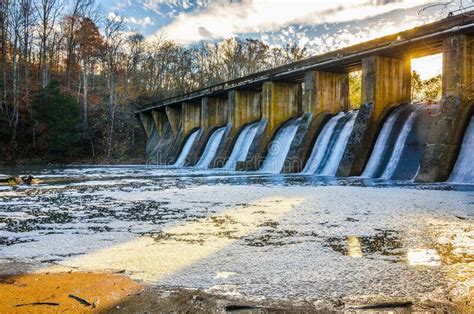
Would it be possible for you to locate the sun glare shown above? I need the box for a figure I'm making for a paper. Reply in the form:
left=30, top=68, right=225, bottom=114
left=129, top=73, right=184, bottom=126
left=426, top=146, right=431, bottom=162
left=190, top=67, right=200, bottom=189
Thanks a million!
left=411, top=53, right=443, bottom=81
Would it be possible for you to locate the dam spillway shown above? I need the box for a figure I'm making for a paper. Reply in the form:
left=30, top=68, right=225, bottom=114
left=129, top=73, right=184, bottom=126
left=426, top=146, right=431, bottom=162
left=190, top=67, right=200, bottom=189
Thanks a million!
left=449, top=116, right=474, bottom=184
left=196, top=127, right=226, bottom=169
left=137, top=14, right=474, bottom=184
left=362, top=104, right=435, bottom=180
left=223, top=122, right=260, bottom=170
left=259, top=118, right=302, bottom=173
left=303, top=111, right=356, bottom=176
left=173, top=129, right=200, bottom=167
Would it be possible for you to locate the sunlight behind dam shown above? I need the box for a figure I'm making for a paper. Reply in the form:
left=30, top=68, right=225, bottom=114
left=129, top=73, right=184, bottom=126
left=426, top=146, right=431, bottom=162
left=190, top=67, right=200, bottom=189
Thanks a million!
left=42, top=196, right=304, bottom=284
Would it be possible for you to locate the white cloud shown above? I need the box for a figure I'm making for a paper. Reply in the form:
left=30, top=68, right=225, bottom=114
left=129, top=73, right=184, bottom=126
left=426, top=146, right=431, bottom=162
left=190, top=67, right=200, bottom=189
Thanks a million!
left=156, top=0, right=435, bottom=44
left=127, top=16, right=155, bottom=27
left=108, top=12, right=155, bottom=28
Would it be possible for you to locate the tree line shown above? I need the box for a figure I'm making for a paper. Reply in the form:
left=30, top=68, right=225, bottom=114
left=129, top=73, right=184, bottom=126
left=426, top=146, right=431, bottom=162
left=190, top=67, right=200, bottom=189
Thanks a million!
left=0, top=0, right=441, bottom=163
left=0, top=0, right=308, bottom=162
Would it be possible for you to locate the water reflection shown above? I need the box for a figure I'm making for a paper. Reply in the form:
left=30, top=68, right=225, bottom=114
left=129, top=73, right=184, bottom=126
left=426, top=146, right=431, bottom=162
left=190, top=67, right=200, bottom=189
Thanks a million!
left=325, top=230, right=405, bottom=262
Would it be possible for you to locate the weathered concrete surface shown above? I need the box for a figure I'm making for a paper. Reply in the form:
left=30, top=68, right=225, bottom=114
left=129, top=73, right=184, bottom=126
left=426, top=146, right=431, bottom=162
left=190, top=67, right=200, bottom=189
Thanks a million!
left=281, top=113, right=314, bottom=173
left=337, top=56, right=411, bottom=177
left=303, top=71, right=349, bottom=114
left=210, top=90, right=262, bottom=168
left=139, top=112, right=154, bottom=138
left=166, top=102, right=201, bottom=165
left=149, top=110, right=175, bottom=164
left=165, top=105, right=182, bottom=136
left=417, top=35, right=474, bottom=182
left=283, top=113, right=333, bottom=173
left=186, top=97, right=228, bottom=166
left=140, top=112, right=163, bottom=162
left=241, top=82, right=301, bottom=170
left=285, top=71, right=349, bottom=173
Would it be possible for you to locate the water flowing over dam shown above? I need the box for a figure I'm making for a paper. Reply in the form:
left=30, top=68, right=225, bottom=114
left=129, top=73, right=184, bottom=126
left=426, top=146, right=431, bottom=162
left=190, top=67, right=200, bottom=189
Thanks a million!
left=137, top=14, right=474, bottom=184
left=196, top=127, right=226, bottom=169
left=362, top=104, right=434, bottom=180
left=303, top=111, right=357, bottom=176
left=223, top=122, right=260, bottom=170
left=449, top=116, right=474, bottom=184
left=259, top=118, right=302, bottom=173
left=173, top=130, right=200, bottom=167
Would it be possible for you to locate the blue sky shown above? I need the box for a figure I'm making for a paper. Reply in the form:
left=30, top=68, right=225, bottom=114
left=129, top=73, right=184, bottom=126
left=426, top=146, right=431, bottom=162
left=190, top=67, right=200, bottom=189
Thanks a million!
left=101, top=0, right=472, bottom=78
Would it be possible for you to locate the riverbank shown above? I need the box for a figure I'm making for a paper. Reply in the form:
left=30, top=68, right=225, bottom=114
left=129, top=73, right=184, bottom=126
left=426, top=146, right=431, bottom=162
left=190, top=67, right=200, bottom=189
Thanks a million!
left=0, top=166, right=472, bottom=312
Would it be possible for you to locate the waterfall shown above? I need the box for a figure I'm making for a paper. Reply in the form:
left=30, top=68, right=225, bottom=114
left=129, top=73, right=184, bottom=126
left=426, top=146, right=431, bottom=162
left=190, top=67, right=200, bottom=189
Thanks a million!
left=303, top=113, right=345, bottom=174
left=223, top=122, right=259, bottom=170
left=260, top=118, right=302, bottom=173
left=173, top=129, right=199, bottom=167
left=380, top=111, right=417, bottom=179
left=449, top=116, right=474, bottom=184
left=362, top=105, right=422, bottom=180
left=362, top=107, right=404, bottom=177
left=303, top=111, right=357, bottom=176
left=195, top=127, right=226, bottom=169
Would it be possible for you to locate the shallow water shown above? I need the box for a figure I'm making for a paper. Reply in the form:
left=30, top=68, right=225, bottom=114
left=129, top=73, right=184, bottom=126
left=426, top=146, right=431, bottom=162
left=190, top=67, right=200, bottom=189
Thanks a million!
left=0, top=165, right=473, bottom=308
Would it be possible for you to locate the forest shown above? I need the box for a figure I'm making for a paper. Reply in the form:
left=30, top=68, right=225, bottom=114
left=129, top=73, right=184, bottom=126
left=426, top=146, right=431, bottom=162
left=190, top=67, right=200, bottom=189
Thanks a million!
left=0, top=0, right=441, bottom=163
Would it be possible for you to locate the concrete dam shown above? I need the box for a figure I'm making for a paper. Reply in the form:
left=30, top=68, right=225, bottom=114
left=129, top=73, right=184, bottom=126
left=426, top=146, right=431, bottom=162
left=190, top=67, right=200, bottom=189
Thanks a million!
left=137, top=14, right=474, bottom=184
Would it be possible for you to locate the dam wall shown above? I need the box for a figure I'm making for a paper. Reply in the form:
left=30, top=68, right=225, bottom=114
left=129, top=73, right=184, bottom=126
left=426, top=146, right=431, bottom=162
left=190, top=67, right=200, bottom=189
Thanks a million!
left=136, top=14, right=474, bottom=183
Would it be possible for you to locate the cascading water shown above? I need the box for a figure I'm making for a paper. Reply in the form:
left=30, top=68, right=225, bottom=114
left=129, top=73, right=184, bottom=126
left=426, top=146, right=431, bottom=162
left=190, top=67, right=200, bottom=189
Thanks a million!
left=223, top=122, right=259, bottom=170
left=260, top=118, right=302, bottom=173
left=173, top=129, right=199, bottom=167
left=303, top=111, right=357, bottom=176
left=380, top=111, right=417, bottom=179
left=362, top=104, right=434, bottom=180
left=449, top=116, right=474, bottom=184
left=362, top=106, right=404, bottom=178
left=195, top=127, right=226, bottom=169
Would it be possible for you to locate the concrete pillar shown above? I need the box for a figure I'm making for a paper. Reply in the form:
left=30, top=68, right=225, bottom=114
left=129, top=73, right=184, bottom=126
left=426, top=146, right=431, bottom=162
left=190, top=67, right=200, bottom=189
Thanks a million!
left=337, top=55, right=411, bottom=177
left=303, top=71, right=349, bottom=114
left=182, top=102, right=201, bottom=135
left=139, top=112, right=154, bottom=138
left=285, top=71, right=349, bottom=173
left=210, top=90, right=262, bottom=168
left=164, top=102, right=201, bottom=165
left=186, top=97, right=228, bottom=166
left=416, top=35, right=474, bottom=182
left=165, top=105, right=182, bottom=136
left=151, top=110, right=168, bottom=136
left=240, top=81, right=301, bottom=170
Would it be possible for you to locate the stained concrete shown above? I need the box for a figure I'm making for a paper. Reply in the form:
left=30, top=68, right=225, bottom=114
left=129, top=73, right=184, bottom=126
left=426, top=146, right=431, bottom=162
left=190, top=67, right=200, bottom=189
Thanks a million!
left=211, top=90, right=262, bottom=168
left=241, top=82, right=301, bottom=170
left=162, top=102, right=201, bottom=165
left=417, top=35, right=474, bottom=182
left=139, top=112, right=154, bottom=138
left=337, top=56, right=411, bottom=177
left=165, top=105, right=182, bottom=136
left=186, top=97, right=228, bottom=166
left=285, top=71, right=349, bottom=173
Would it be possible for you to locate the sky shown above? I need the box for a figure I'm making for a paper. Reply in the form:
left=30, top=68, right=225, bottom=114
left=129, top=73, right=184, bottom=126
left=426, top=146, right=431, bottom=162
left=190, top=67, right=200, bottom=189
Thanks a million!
left=101, top=0, right=473, bottom=79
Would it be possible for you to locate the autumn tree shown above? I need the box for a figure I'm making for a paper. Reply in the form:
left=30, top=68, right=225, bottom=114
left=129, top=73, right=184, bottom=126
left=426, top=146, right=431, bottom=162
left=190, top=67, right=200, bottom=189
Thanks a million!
left=76, top=16, right=103, bottom=127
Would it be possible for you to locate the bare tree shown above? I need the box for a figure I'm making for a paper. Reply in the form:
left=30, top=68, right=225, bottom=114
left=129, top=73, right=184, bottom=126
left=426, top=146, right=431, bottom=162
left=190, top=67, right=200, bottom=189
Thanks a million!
left=36, top=0, right=63, bottom=88
left=1, top=0, right=9, bottom=118
left=103, top=14, right=125, bottom=159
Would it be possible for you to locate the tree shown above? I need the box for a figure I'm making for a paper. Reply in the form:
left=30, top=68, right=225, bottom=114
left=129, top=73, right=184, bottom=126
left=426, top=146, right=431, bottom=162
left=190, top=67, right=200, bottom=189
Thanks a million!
left=33, top=80, right=81, bottom=157
left=349, top=71, right=362, bottom=109
left=76, top=16, right=103, bottom=128
left=411, top=71, right=442, bottom=102
left=37, top=0, right=63, bottom=88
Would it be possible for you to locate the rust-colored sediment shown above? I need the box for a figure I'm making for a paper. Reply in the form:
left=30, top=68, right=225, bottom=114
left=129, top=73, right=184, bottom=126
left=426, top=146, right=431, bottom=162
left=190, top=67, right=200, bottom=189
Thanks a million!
left=0, top=272, right=143, bottom=313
